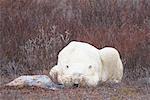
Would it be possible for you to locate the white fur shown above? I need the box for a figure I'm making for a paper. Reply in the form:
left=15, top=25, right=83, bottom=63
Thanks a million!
left=99, top=47, right=123, bottom=83
left=50, top=41, right=123, bottom=87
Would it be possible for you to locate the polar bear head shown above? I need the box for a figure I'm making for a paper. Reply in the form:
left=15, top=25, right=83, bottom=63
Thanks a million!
left=50, top=63, right=100, bottom=87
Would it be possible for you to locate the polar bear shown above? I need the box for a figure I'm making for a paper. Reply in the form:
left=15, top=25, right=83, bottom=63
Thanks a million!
left=49, top=41, right=123, bottom=87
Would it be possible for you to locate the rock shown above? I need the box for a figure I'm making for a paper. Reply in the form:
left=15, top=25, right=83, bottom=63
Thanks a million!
left=6, top=75, right=64, bottom=90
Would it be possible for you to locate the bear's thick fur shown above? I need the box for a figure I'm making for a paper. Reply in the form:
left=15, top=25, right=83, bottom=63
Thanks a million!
left=50, top=41, right=123, bottom=87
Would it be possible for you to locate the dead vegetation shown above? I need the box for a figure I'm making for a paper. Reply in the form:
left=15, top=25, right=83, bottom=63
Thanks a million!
left=0, top=0, right=150, bottom=99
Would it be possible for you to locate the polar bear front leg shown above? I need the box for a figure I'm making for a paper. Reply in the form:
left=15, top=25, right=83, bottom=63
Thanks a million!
left=49, top=65, right=60, bottom=84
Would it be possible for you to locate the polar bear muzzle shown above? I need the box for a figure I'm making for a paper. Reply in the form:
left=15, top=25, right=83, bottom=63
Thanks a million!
left=52, top=64, right=99, bottom=87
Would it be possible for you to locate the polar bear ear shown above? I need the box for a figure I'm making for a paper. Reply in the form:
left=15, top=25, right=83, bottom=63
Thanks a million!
left=49, top=65, right=59, bottom=84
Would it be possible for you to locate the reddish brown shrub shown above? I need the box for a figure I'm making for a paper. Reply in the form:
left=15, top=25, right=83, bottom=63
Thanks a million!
left=0, top=0, right=150, bottom=81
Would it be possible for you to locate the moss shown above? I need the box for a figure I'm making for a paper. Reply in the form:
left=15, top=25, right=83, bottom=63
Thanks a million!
left=111, top=96, right=122, bottom=100
left=117, top=87, right=138, bottom=96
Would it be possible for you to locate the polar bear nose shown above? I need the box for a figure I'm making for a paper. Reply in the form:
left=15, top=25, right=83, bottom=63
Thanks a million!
left=73, top=78, right=79, bottom=87
left=73, top=83, right=79, bottom=87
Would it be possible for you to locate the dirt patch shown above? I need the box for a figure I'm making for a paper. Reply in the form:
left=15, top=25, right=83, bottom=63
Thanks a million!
left=0, top=81, right=149, bottom=100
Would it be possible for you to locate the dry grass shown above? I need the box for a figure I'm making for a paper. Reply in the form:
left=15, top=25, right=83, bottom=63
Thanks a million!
left=0, top=0, right=150, bottom=86
left=0, top=82, right=149, bottom=100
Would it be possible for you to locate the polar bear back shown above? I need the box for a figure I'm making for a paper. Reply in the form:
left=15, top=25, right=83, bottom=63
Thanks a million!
left=58, top=41, right=101, bottom=67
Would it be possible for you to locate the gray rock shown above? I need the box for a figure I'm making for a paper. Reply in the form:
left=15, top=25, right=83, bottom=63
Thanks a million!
left=6, top=75, right=64, bottom=90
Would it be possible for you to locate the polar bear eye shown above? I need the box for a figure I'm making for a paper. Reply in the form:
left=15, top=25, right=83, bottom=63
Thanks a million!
left=89, top=65, right=92, bottom=69
left=66, top=65, right=69, bottom=68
